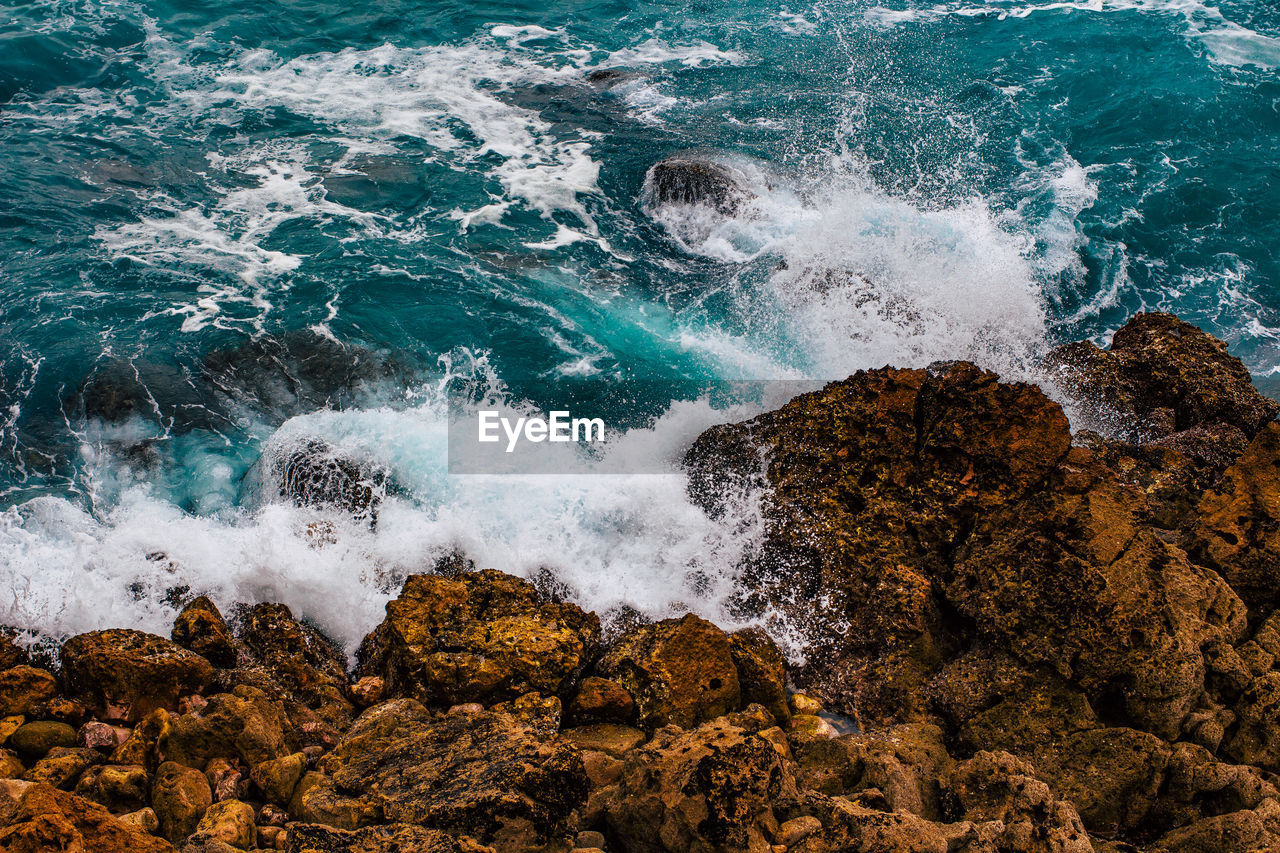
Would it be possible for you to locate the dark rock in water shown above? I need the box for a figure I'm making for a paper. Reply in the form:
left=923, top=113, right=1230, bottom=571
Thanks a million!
left=202, top=331, right=418, bottom=420
left=645, top=156, right=752, bottom=217
left=356, top=569, right=600, bottom=707
left=254, top=438, right=391, bottom=523
left=584, top=67, right=636, bottom=87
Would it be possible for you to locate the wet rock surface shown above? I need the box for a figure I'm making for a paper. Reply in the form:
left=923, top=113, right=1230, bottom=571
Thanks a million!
left=644, top=156, right=753, bottom=217
left=4, top=312, right=1280, bottom=852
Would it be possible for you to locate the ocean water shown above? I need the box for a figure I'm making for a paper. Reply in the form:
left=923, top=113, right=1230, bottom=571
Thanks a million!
left=1, top=0, right=1277, bottom=654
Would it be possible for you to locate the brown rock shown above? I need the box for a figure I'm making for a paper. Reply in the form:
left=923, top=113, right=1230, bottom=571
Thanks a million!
left=160, top=685, right=297, bottom=768
left=172, top=597, right=238, bottom=669
left=596, top=613, right=741, bottom=730
left=195, top=799, right=256, bottom=850
left=349, top=677, right=385, bottom=708
left=0, top=748, right=22, bottom=779
left=121, top=806, right=160, bottom=834
left=205, top=757, right=247, bottom=802
left=0, top=778, right=176, bottom=852
left=606, top=716, right=798, bottom=852
left=282, top=822, right=488, bottom=853
left=947, top=751, right=1093, bottom=852
left=80, top=721, right=130, bottom=752
left=251, top=751, right=306, bottom=805
left=356, top=569, right=601, bottom=707
left=75, top=763, right=149, bottom=813
left=236, top=602, right=353, bottom=731
left=0, top=666, right=57, bottom=716
left=1190, top=422, right=1280, bottom=613
left=23, top=745, right=103, bottom=789
left=110, top=709, right=168, bottom=771
left=10, top=720, right=76, bottom=758
left=562, top=724, right=646, bottom=758
left=153, top=760, right=213, bottom=843
left=728, top=627, right=791, bottom=727
left=565, top=676, right=634, bottom=725
left=318, top=700, right=588, bottom=851
left=61, top=629, right=214, bottom=722
left=0, top=633, right=28, bottom=670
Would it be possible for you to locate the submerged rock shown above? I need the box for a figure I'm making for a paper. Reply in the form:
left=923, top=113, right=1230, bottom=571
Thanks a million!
left=644, top=156, right=753, bottom=217
left=248, top=438, right=392, bottom=523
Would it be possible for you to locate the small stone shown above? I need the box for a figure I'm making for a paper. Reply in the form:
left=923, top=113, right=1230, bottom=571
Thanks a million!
left=0, top=666, right=58, bottom=716
left=258, top=802, right=288, bottom=826
left=563, top=724, right=647, bottom=758
left=205, top=757, right=248, bottom=802
left=0, top=714, right=23, bottom=744
left=0, top=748, right=23, bottom=779
left=196, top=798, right=257, bottom=849
left=258, top=825, right=282, bottom=848
left=576, top=830, right=606, bottom=848
left=79, top=720, right=129, bottom=752
left=153, top=760, right=213, bottom=842
left=778, top=816, right=822, bottom=846
left=251, top=751, right=306, bottom=805
left=789, top=693, right=822, bottom=716
left=120, top=806, right=160, bottom=833
left=448, top=702, right=484, bottom=716
left=350, top=676, right=385, bottom=708
left=23, top=746, right=102, bottom=788
left=567, top=677, right=635, bottom=725
left=580, top=750, right=624, bottom=787
left=75, top=763, right=149, bottom=812
left=10, top=720, right=76, bottom=758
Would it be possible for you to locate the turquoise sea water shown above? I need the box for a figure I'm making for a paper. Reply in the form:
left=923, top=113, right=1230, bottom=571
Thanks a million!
left=1, top=0, right=1277, bottom=647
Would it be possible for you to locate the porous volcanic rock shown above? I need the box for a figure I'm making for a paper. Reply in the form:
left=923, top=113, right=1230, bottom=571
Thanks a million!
left=61, top=629, right=214, bottom=722
left=0, top=778, right=177, bottom=853
left=356, top=569, right=600, bottom=707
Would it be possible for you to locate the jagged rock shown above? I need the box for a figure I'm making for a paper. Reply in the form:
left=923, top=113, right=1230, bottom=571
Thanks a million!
left=195, top=799, right=256, bottom=850
left=236, top=603, right=354, bottom=732
left=80, top=721, right=130, bottom=752
left=248, top=438, right=390, bottom=522
left=1151, top=798, right=1280, bottom=853
left=645, top=157, right=752, bottom=217
left=0, top=748, right=22, bottom=778
left=0, top=778, right=177, bottom=852
left=282, top=822, right=493, bottom=853
left=10, top=721, right=76, bottom=758
left=75, top=764, right=149, bottom=813
left=606, top=716, right=798, bottom=852
left=728, top=627, right=791, bottom=727
left=251, top=752, right=307, bottom=805
left=565, top=677, right=634, bottom=726
left=0, top=633, right=29, bottom=670
left=160, top=686, right=297, bottom=769
left=1189, top=422, right=1280, bottom=613
left=945, top=751, right=1093, bottom=852
left=1047, top=312, right=1278, bottom=444
left=595, top=613, right=740, bottom=730
left=356, top=569, right=601, bottom=707
left=61, top=629, right=214, bottom=722
left=172, top=597, right=238, bottom=669
left=0, top=666, right=58, bottom=716
left=288, top=771, right=378, bottom=829
left=153, top=761, right=213, bottom=843
left=110, top=709, right=168, bottom=771
left=562, top=724, right=646, bottom=758
left=23, top=746, right=103, bottom=789
left=205, top=757, right=247, bottom=802
left=684, top=362, right=1247, bottom=741
left=793, top=792, right=961, bottom=853
left=316, top=700, right=588, bottom=851
left=121, top=807, right=160, bottom=834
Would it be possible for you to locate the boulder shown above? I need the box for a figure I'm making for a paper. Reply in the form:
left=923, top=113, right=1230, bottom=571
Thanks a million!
left=1189, top=422, right=1280, bottom=613
left=61, top=629, right=214, bottom=721
left=0, top=778, right=176, bottom=853
left=152, top=761, right=213, bottom=843
left=74, top=764, right=149, bottom=813
left=565, top=677, right=634, bottom=726
left=10, top=721, right=76, bottom=758
left=728, top=627, right=791, bottom=727
left=645, top=157, right=752, bottom=217
left=595, top=613, right=740, bottom=730
left=0, top=748, right=22, bottom=779
left=282, top=822, right=490, bottom=853
left=0, top=666, right=58, bottom=716
left=160, top=686, right=297, bottom=769
left=606, top=716, right=798, bottom=852
left=251, top=751, right=307, bottom=805
left=356, top=569, right=600, bottom=707
left=235, top=602, right=354, bottom=732
left=946, top=751, right=1093, bottom=852
left=316, top=700, right=588, bottom=851
left=23, top=746, right=102, bottom=789
left=172, top=597, right=238, bottom=669
left=194, top=799, right=256, bottom=850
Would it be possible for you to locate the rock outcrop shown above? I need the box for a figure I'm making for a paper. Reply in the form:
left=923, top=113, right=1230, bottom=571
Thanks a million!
left=3, top=312, right=1279, bottom=853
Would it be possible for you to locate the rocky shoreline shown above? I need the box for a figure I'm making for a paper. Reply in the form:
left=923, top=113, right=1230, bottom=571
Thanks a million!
left=5, top=312, right=1280, bottom=852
